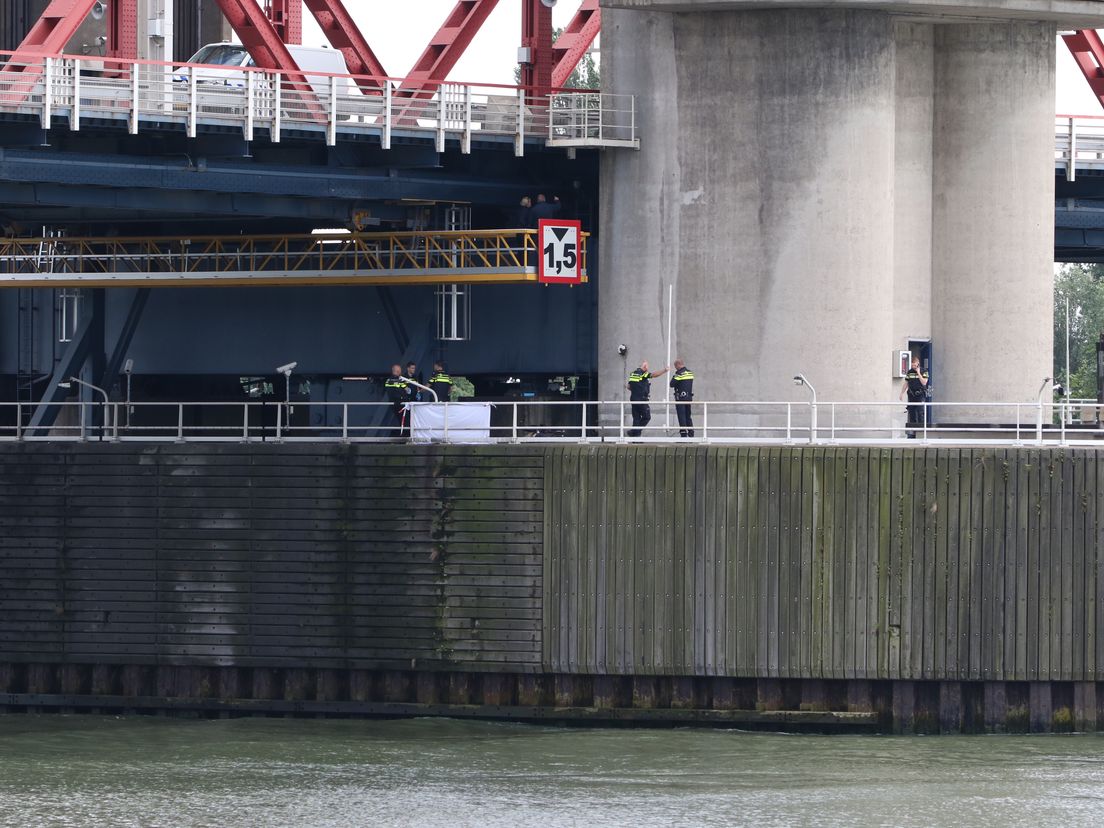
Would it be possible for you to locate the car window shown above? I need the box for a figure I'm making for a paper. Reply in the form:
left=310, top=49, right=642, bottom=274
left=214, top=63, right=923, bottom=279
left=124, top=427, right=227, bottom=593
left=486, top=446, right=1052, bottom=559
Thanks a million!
left=189, top=45, right=250, bottom=66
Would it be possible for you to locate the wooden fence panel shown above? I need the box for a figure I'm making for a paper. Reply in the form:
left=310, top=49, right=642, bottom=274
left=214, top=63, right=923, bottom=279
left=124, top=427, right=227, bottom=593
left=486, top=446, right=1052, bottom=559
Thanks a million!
left=544, top=446, right=1104, bottom=682
left=0, top=443, right=544, bottom=671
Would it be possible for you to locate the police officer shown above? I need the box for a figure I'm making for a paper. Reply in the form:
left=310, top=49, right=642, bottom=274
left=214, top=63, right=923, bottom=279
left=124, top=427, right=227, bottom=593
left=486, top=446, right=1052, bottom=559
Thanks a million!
left=626, top=360, right=669, bottom=437
left=898, top=355, right=929, bottom=438
left=405, top=361, right=423, bottom=402
left=429, top=362, right=453, bottom=403
left=384, top=363, right=411, bottom=436
left=669, top=359, right=695, bottom=438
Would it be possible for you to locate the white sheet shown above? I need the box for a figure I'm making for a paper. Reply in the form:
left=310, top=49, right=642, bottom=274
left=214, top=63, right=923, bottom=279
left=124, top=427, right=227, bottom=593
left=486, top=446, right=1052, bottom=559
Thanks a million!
left=409, top=403, right=492, bottom=442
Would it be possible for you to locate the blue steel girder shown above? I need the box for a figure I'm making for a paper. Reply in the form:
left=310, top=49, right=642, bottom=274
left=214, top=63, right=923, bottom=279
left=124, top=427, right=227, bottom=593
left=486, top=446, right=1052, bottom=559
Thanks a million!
left=0, top=148, right=534, bottom=212
left=26, top=288, right=104, bottom=435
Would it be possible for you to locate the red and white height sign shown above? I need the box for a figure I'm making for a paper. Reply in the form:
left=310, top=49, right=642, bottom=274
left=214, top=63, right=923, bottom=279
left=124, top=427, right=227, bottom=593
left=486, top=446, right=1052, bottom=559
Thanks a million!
left=538, top=219, right=583, bottom=284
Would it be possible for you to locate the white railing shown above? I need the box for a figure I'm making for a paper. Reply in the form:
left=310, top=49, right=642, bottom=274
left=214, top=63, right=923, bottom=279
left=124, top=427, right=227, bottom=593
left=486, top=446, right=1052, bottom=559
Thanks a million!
left=3, top=399, right=1100, bottom=446
left=0, top=51, right=638, bottom=155
left=1056, top=114, right=1104, bottom=180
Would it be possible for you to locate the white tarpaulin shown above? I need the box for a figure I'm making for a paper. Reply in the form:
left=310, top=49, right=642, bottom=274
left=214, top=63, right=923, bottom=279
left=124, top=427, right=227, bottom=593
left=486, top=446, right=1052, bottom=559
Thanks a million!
left=410, top=403, right=492, bottom=442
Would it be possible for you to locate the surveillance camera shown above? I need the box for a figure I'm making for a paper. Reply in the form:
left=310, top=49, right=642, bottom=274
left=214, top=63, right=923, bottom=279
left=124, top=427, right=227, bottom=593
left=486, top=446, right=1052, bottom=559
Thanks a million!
left=617, top=344, right=628, bottom=356
left=123, top=358, right=134, bottom=375
left=793, top=376, right=804, bottom=385
left=276, top=361, right=298, bottom=376
left=1053, top=383, right=1065, bottom=396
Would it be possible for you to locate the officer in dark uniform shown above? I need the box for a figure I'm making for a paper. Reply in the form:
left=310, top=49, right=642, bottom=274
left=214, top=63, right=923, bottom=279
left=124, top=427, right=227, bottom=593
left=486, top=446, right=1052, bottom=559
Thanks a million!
left=669, top=359, right=695, bottom=438
left=626, top=360, right=669, bottom=437
left=429, top=362, right=453, bottom=402
left=405, top=361, right=423, bottom=402
left=898, top=355, right=929, bottom=438
left=384, top=363, right=411, bottom=436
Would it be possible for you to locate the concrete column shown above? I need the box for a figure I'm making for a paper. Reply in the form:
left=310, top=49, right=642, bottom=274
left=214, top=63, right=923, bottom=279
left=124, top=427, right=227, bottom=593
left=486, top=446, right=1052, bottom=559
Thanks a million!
left=599, top=9, right=679, bottom=416
left=600, top=9, right=896, bottom=430
left=893, top=22, right=934, bottom=351
left=931, top=22, right=1055, bottom=418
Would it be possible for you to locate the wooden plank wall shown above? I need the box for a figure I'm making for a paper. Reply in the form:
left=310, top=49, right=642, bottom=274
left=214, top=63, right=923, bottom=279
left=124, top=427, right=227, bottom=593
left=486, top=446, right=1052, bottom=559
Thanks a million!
left=0, top=444, right=543, bottom=671
left=544, top=445, right=1104, bottom=682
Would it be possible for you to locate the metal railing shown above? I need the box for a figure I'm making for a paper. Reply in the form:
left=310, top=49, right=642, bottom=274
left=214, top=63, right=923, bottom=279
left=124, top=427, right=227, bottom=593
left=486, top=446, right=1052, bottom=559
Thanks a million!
left=0, top=229, right=582, bottom=286
left=2, top=399, right=1100, bottom=446
left=1056, top=114, right=1104, bottom=180
left=0, top=51, right=638, bottom=154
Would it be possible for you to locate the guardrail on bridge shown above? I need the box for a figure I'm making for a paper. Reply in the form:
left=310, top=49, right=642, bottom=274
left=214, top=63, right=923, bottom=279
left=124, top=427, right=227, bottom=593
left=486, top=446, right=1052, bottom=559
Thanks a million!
left=4, top=399, right=1101, bottom=446
left=0, top=51, right=638, bottom=154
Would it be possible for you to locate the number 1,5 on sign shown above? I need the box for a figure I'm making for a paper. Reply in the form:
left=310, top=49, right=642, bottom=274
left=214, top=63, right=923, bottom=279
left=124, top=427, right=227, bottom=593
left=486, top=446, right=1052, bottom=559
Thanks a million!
left=538, top=219, right=584, bottom=284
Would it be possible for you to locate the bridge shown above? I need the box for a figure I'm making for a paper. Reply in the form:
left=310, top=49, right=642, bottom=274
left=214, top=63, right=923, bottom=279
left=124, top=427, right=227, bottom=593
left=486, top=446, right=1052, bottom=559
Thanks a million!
left=1, top=0, right=1104, bottom=436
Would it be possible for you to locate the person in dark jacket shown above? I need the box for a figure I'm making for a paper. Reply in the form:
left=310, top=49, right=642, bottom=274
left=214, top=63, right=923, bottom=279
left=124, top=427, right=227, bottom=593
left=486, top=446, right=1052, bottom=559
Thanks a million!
left=517, top=196, right=533, bottom=228
left=384, top=363, right=411, bottom=436
left=428, top=362, right=453, bottom=403
left=405, top=361, right=423, bottom=402
left=529, top=193, right=561, bottom=226
left=669, top=359, right=695, bottom=438
left=898, top=355, right=930, bottom=438
left=626, top=360, right=669, bottom=437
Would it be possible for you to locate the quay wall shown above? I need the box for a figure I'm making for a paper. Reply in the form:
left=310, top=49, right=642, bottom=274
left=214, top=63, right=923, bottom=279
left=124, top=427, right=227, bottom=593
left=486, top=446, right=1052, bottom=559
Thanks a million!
left=1, top=443, right=1102, bottom=732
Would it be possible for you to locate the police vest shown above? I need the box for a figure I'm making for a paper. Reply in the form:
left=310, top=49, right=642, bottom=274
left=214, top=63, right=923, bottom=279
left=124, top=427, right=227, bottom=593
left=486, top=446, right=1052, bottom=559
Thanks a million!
left=429, top=372, right=453, bottom=400
left=628, top=370, right=651, bottom=401
left=384, top=378, right=409, bottom=401
left=671, top=368, right=694, bottom=399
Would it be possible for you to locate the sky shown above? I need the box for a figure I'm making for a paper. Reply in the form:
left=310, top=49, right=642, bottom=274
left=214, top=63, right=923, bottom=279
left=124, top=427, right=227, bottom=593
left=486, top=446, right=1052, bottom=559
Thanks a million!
left=294, top=3, right=1096, bottom=114
left=300, top=1, right=586, bottom=86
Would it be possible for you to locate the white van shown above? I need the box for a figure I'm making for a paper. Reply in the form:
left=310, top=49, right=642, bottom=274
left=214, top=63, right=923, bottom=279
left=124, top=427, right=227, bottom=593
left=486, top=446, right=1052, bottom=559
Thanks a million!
left=178, top=42, right=352, bottom=102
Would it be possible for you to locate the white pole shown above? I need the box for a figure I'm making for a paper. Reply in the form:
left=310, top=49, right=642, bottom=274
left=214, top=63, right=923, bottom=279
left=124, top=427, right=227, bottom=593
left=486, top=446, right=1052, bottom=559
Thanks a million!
left=665, top=283, right=673, bottom=430
left=1066, top=295, right=1072, bottom=424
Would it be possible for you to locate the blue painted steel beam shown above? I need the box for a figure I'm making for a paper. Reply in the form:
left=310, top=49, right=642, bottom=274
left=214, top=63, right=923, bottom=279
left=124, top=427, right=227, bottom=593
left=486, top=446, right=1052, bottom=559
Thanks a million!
left=27, top=290, right=105, bottom=435
left=0, top=148, right=536, bottom=210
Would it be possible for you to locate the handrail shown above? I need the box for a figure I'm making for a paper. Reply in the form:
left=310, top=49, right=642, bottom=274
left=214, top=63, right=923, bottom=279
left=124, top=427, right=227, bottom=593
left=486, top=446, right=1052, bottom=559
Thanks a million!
left=2, top=398, right=1096, bottom=446
left=0, top=51, right=638, bottom=153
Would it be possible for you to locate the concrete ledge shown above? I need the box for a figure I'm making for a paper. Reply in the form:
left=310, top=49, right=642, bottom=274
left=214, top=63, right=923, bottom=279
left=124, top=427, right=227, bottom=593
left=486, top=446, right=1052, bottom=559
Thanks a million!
left=601, top=0, right=1104, bottom=26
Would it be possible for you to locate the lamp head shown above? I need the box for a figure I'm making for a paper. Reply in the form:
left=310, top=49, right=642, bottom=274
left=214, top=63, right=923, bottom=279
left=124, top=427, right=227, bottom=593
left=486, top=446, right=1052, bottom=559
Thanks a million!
left=793, top=375, right=804, bottom=386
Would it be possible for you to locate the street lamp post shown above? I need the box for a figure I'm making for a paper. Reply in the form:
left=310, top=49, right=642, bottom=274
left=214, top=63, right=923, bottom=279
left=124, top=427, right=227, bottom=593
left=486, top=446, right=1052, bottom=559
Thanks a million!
left=59, top=376, right=113, bottom=441
left=793, top=374, right=817, bottom=444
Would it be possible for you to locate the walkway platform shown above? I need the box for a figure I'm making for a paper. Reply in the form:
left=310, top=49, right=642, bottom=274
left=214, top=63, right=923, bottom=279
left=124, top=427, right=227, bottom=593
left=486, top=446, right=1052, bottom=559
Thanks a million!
left=0, top=229, right=585, bottom=287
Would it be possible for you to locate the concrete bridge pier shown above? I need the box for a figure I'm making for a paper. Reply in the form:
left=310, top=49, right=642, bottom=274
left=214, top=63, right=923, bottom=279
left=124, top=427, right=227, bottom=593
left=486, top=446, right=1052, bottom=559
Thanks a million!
left=599, top=0, right=1104, bottom=431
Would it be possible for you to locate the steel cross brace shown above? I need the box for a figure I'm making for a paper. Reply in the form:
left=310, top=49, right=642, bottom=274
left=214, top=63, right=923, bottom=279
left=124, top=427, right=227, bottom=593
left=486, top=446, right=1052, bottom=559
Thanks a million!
left=213, top=0, right=325, bottom=120
left=2, top=0, right=101, bottom=94
left=552, top=0, right=600, bottom=89
left=397, top=0, right=501, bottom=102
left=1064, top=29, right=1104, bottom=108
left=303, top=0, right=389, bottom=92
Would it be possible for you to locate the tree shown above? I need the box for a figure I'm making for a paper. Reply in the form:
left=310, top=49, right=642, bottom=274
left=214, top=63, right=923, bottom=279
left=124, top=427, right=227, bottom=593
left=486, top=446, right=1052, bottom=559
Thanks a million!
left=513, top=28, right=600, bottom=90
left=1053, top=263, right=1104, bottom=399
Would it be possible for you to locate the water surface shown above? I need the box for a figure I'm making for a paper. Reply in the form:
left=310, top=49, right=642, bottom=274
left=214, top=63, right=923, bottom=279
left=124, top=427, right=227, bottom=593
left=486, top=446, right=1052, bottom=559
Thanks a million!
left=1, top=716, right=1103, bottom=827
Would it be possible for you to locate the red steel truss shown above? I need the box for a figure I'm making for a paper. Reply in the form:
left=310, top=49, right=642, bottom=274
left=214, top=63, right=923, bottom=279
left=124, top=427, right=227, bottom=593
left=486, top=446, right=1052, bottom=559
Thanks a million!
left=5, top=0, right=100, bottom=68
left=398, top=0, right=501, bottom=98
left=106, top=0, right=139, bottom=61
left=212, top=0, right=324, bottom=117
left=1064, top=30, right=1104, bottom=110
left=6, top=0, right=605, bottom=107
left=265, top=0, right=303, bottom=44
left=303, top=0, right=388, bottom=91
left=552, top=0, right=599, bottom=89
left=520, top=0, right=553, bottom=97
